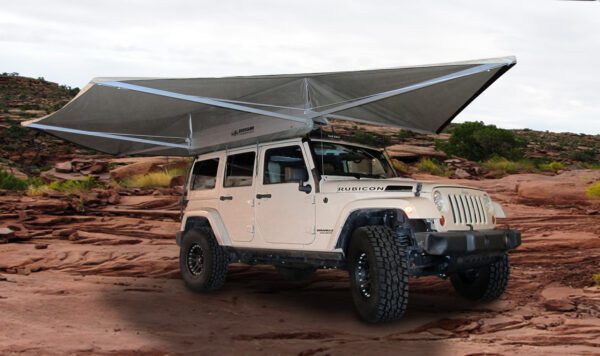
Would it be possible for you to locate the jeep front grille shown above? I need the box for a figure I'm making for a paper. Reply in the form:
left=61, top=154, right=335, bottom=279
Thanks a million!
left=447, top=194, right=488, bottom=225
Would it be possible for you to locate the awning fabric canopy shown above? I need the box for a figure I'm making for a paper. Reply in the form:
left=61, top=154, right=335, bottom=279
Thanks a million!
left=23, top=56, right=516, bottom=156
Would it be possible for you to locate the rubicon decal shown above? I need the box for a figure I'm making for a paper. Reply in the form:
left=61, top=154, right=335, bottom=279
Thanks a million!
left=337, top=186, right=385, bottom=192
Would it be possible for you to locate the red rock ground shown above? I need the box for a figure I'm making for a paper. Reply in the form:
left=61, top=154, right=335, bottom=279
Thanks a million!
left=1, top=171, right=599, bottom=355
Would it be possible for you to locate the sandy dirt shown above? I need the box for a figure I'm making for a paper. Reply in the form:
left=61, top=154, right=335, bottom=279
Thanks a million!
left=1, top=171, right=599, bottom=355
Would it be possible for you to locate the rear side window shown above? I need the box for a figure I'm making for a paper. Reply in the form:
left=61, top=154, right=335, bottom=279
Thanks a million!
left=224, top=152, right=256, bottom=188
left=191, top=158, right=219, bottom=190
left=263, top=145, right=308, bottom=184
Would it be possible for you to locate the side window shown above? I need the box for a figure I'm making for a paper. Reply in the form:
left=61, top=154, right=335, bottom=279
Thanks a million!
left=191, top=158, right=219, bottom=190
left=263, top=145, right=308, bottom=184
left=224, top=152, right=255, bottom=188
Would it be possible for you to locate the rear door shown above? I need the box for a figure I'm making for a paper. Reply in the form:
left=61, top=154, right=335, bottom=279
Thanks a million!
left=218, top=150, right=256, bottom=242
left=255, top=143, right=316, bottom=245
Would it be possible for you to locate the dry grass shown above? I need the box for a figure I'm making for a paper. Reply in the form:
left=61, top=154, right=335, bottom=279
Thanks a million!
left=482, top=157, right=536, bottom=176
left=586, top=181, right=600, bottom=199
left=415, top=158, right=447, bottom=176
left=538, top=161, right=566, bottom=173
left=391, top=159, right=410, bottom=175
left=26, top=185, right=53, bottom=196
left=26, top=176, right=98, bottom=196
left=119, top=168, right=186, bottom=189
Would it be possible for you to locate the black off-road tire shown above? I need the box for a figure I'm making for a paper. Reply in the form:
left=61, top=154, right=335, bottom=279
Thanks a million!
left=275, top=266, right=316, bottom=282
left=450, top=254, right=510, bottom=301
left=348, top=225, right=409, bottom=323
left=179, top=228, right=229, bottom=292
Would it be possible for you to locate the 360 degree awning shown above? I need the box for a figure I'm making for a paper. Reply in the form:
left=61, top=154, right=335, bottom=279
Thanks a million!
left=23, top=56, right=516, bottom=156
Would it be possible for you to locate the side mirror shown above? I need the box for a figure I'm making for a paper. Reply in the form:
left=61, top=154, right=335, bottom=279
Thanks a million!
left=298, top=180, right=312, bottom=194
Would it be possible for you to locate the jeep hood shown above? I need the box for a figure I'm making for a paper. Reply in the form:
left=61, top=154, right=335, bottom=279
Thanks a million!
left=321, top=177, right=483, bottom=195
left=23, top=57, right=516, bottom=156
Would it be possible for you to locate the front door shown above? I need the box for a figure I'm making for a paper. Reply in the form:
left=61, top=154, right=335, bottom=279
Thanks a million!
left=255, top=144, right=316, bottom=245
left=218, top=150, right=256, bottom=242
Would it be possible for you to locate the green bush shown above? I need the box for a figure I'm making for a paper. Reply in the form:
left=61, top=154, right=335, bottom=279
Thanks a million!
left=569, top=150, right=597, bottom=163
left=396, top=129, right=416, bottom=141
left=482, top=157, right=536, bottom=175
left=415, top=158, right=447, bottom=176
left=587, top=181, right=600, bottom=199
left=593, top=273, right=600, bottom=286
left=5, top=125, right=28, bottom=139
left=119, top=168, right=185, bottom=188
left=391, top=159, right=410, bottom=175
left=538, top=161, right=565, bottom=173
left=0, top=170, right=28, bottom=190
left=436, top=121, right=525, bottom=161
left=352, top=129, right=390, bottom=147
left=47, top=176, right=97, bottom=194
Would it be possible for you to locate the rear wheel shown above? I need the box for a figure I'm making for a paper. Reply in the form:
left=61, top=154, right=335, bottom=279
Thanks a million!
left=451, top=254, right=510, bottom=301
left=348, top=225, right=409, bottom=323
left=179, top=228, right=229, bottom=292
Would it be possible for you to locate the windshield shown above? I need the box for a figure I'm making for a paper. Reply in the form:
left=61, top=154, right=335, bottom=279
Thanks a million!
left=310, top=141, right=396, bottom=179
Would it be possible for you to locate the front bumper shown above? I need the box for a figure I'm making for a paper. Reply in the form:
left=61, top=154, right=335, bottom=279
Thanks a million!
left=414, top=229, right=521, bottom=256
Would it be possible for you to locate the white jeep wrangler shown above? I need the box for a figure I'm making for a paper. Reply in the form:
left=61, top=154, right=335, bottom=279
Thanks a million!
left=176, top=134, right=521, bottom=323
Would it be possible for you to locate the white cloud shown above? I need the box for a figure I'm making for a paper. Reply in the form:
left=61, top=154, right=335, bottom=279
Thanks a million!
left=0, top=0, right=599, bottom=133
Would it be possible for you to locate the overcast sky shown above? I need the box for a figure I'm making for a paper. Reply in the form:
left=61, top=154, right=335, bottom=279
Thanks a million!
left=1, top=0, right=599, bottom=134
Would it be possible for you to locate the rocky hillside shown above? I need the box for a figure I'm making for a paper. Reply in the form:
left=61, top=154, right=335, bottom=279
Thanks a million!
left=325, top=120, right=600, bottom=165
left=0, top=74, right=100, bottom=175
left=1, top=73, right=598, bottom=179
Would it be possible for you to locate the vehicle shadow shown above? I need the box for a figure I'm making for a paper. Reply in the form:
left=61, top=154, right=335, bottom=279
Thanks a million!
left=100, top=265, right=477, bottom=355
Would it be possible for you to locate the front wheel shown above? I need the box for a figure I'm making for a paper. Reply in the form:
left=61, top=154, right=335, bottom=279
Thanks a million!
left=179, top=228, right=229, bottom=292
left=450, top=254, right=510, bottom=301
left=348, top=225, right=409, bottom=323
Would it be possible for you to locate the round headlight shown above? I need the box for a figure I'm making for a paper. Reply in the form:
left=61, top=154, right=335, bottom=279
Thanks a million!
left=433, top=190, right=444, bottom=212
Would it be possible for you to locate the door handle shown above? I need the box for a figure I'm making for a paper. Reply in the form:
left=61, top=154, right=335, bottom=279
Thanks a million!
left=219, top=195, right=233, bottom=201
left=256, top=193, right=272, bottom=199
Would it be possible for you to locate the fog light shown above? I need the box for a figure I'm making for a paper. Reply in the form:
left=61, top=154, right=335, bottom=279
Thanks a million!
left=440, top=216, right=445, bottom=226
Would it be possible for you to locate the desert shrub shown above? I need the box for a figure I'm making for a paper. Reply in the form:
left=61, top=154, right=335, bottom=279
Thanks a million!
left=120, top=169, right=183, bottom=188
left=390, top=159, right=410, bottom=175
left=436, top=121, right=525, bottom=161
left=593, top=273, right=600, bottom=286
left=5, top=125, right=28, bottom=139
left=352, top=130, right=380, bottom=146
left=0, top=170, right=28, bottom=190
left=586, top=181, right=600, bottom=199
left=580, top=163, right=600, bottom=170
left=26, top=185, right=53, bottom=196
left=59, top=85, right=80, bottom=97
left=416, top=158, right=447, bottom=176
left=17, top=112, right=36, bottom=118
left=18, top=103, right=40, bottom=111
left=570, top=150, right=597, bottom=163
left=47, top=176, right=97, bottom=194
left=396, top=129, right=416, bottom=141
left=538, top=161, right=565, bottom=173
left=482, top=157, right=536, bottom=175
